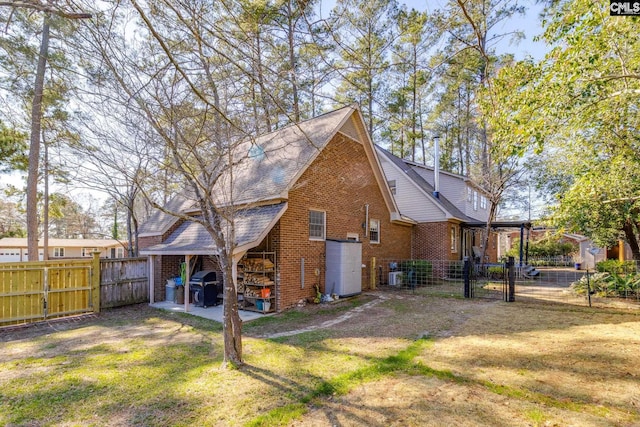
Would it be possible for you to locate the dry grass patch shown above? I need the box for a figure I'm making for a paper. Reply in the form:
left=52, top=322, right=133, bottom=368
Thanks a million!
left=1, top=293, right=639, bottom=426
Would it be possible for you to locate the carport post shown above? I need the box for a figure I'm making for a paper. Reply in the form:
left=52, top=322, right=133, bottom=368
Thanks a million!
left=463, top=256, right=471, bottom=298
left=519, top=224, right=524, bottom=267
left=149, top=255, right=155, bottom=304
left=507, top=256, right=515, bottom=302
left=184, top=255, right=192, bottom=313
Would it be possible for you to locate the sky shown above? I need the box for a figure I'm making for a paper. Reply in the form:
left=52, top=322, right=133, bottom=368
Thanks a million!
left=2, top=0, right=549, bottom=210
left=318, top=0, right=548, bottom=60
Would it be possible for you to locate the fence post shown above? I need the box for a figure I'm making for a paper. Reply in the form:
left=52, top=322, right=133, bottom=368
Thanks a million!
left=463, top=257, right=471, bottom=298
left=507, top=256, right=515, bottom=302
left=370, top=257, right=376, bottom=290
left=92, top=251, right=101, bottom=313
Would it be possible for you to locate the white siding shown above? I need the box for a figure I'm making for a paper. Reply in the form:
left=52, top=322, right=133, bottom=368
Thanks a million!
left=0, top=246, right=114, bottom=262
left=411, top=166, right=489, bottom=222
left=412, top=167, right=468, bottom=203
left=378, top=156, right=447, bottom=222
left=461, top=186, right=489, bottom=222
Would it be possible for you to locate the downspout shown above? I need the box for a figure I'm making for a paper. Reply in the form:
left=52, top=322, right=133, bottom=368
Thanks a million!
left=365, top=204, right=369, bottom=238
left=433, top=135, right=440, bottom=199
left=519, top=224, right=524, bottom=267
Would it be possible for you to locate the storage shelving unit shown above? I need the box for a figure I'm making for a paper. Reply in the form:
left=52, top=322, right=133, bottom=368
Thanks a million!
left=238, top=251, right=276, bottom=313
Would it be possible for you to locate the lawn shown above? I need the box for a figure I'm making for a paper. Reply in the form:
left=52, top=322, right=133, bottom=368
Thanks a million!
left=1, top=290, right=639, bottom=426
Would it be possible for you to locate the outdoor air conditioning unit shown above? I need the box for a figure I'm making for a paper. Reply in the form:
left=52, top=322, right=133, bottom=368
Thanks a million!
left=389, top=271, right=403, bottom=286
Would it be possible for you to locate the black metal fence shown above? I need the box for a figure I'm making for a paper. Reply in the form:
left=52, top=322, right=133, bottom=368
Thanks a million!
left=376, top=258, right=640, bottom=308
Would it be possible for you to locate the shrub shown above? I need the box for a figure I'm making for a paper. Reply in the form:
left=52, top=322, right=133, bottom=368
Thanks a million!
left=570, top=271, right=640, bottom=297
left=570, top=272, right=610, bottom=296
left=506, top=236, right=576, bottom=258
left=399, top=260, right=433, bottom=286
left=487, top=266, right=504, bottom=279
left=596, top=259, right=637, bottom=274
left=448, top=262, right=464, bottom=279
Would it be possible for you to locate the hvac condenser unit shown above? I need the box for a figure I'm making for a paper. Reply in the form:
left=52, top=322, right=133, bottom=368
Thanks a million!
left=388, top=271, right=403, bottom=286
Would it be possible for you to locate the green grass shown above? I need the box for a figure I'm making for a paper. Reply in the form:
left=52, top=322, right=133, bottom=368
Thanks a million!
left=1, top=298, right=637, bottom=426
left=525, top=408, right=547, bottom=426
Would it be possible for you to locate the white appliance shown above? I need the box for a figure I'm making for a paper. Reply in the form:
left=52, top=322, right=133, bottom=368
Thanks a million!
left=388, top=271, right=403, bottom=286
left=325, top=239, right=362, bottom=297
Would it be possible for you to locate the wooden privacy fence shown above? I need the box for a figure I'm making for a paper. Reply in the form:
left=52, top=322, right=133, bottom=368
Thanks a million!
left=0, top=254, right=100, bottom=326
left=0, top=255, right=149, bottom=327
left=100, top=257, right=148, bottom=308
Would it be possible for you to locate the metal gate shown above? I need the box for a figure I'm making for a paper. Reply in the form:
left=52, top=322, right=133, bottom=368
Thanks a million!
left=0, top=261, right=95, bottom=327
left=466, top=258, right=514, bottom=301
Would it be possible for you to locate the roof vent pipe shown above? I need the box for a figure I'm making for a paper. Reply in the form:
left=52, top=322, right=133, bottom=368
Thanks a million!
left=433, top=135, right=440, bottom=199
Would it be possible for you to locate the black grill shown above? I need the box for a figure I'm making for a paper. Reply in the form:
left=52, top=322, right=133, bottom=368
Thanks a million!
left=189, top=271, right=220, bottom=307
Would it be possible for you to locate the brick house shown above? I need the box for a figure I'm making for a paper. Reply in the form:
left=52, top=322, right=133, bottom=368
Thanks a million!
left=376, top=146, right=499, bottom=264
left=139, top=105, right=414, bottom=311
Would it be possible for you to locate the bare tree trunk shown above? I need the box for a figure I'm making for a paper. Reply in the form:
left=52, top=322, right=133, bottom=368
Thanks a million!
left=419, top=97, right=426, bottom=164
left=126, top=201, right=135, bottom=257
left=411, top=44, right=417, bottom=162
left=480, top=200, right=498, bottom=266
left=286, top=0, right=300, bottom=122
left=221, top=254, right=243, bottom=366
left=26, top=15, right=50, bottom=261
left=255, top=30, right=272, bottom=133
left=623, top=221, right=640, bottom=261
left=42, top=129, right=48, bottom=260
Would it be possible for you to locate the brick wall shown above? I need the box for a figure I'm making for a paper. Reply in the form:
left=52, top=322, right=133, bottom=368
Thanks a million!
left=137, top=133, right=413, bottom=309
left=274, top=133, right=412, bottom=309
left=413, top=222, right=453, bottom=261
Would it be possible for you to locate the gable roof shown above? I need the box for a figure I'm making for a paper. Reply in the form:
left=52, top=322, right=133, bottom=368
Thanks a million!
left=141, top=105, right=408, bottom=238
left=375, top=145, right=473, bottom=222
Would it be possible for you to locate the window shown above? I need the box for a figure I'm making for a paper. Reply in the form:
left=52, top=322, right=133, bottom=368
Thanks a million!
left=54, top=247, right=64, bottom=257
left=369, top=219, right=380, bottom=244
left=387, top=180, right=397, bottom=195
left=467, top=186, right=473, bottom=202
left=451, top=225, right=458, bottom=253
left=309, top=210, right=326, bottom=240
left=82, top=247, right=98, bottom=257
left=116, top=247, right=125, bottom=258
left=480, top=195, right=487, bottom=210
left=473, top=191, right=478, bottom=211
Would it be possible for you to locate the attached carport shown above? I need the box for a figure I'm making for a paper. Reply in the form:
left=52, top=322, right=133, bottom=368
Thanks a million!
left=462, top=220, right=533, bottom=266
left=140, top=202, right=287, bottom=313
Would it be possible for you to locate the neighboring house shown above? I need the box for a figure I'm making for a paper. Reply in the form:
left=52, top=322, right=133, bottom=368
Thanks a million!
left=0, top=238, right=127, bottom=262
left=376, top=146, right=501, bottom=263
left=139, top=105, right=414, bottom=310
left=504, top=229, right=624, bottom=270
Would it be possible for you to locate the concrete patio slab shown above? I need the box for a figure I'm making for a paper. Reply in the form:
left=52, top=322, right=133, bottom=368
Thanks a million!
left=150, top=301, right=267, bottom=323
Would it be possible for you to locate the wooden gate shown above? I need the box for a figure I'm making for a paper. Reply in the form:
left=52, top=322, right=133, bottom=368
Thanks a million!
left=0, top=255, right=99, bottom=327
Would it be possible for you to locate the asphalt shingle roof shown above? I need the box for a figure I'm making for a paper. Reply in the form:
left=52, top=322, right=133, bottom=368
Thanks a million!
left=140, top=203, right=287, bottom=255
left=375, top=145, right=472, bottom=221
left=140, top=105, right=356, bottom=237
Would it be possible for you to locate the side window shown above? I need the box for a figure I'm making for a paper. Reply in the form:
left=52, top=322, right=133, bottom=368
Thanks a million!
left=387, top=180, right=397, bottom=195
left=369, top=219, right=380, bottom=244
left=82, top=247, right=98, bottom=257
left=451, top=225, right=458, bottom=253
left=309, top=210, right=326, bottom=240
